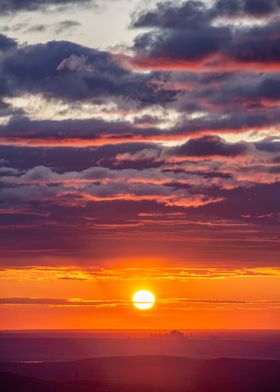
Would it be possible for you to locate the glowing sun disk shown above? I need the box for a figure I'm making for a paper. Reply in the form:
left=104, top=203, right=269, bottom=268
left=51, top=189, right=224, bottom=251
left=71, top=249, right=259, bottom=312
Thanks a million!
left=133, top=290, right=155, bottom=310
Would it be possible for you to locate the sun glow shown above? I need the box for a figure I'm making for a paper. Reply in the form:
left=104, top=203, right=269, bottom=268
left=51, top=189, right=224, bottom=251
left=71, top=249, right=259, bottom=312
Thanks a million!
left=133, top=290, right=155, bottom=310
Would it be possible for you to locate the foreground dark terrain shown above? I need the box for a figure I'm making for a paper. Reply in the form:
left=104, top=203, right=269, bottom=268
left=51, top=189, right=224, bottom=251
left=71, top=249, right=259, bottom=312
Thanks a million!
left=1, top=356, right=280, bottom=392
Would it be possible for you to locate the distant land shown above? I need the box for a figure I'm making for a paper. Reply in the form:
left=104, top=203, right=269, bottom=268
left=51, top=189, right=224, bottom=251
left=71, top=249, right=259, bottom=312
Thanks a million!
left=1, top=355, right=280, bottom=392
left=1, top=330, right=280, bottom=362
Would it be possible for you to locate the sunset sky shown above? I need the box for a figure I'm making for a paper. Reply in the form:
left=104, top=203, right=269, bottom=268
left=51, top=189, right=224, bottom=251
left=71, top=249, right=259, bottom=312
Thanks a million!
left=0, top=0, right=279, bottom=330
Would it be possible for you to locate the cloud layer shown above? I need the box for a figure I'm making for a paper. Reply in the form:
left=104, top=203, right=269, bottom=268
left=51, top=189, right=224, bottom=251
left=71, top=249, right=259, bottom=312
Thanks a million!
left=0, top=0, right=279, bottom=268
left=0, top=0, right=94, bottom=14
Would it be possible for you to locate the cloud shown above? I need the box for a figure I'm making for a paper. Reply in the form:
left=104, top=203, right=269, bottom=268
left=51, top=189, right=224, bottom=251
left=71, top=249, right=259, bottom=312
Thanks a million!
left=0, top=297, right=127, bottom=307
left=0, top=1, right=279, bottom=269
left=0, top=164, right=225, bottom=208
left=1, top=296, right=279, bottom=307
left=255, top=138, right=280, bottom=153
left=228, top=21, right=280, bottom=66
left=175, top=135, right=249, bottom=157
left=132, top=0, right=280, bottom=70
left=26, top=20, right=81, bottom=34
left=0, top=38, right=175, bottom=106
left=133, top=25, right=232, bottom=63
left=25, top=24, right=47, bottom=33
left=132, top=0, right=212, bottom=29
left=132, top=0, right=279, bottom=29
left=0, top=0, right=93, bottom=15
left=0, top=133, right=279, bottom=266
left=54, top=20, right=81, bottom=34
left=1, top=265, right=280, bottom=281
left=0, top=34, right=17, bottom=52
left=0, top=106, right=279, bottom=147
left=215, top=0, right=279, bottom=17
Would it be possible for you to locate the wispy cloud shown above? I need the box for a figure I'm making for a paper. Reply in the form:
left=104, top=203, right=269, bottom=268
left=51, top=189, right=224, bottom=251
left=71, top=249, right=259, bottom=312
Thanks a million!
left=1, top=266, right=280, bottom=282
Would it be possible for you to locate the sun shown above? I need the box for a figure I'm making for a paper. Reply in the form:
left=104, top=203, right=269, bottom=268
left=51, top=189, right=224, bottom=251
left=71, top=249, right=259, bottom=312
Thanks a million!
left=133, top=290, right=155, bottom=310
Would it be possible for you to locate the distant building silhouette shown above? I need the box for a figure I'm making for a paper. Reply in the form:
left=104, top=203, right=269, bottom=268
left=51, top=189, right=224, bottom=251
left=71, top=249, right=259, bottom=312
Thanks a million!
left=168, top=330, right=185, bottom=339
left=150, top=330, right=185, bottom=339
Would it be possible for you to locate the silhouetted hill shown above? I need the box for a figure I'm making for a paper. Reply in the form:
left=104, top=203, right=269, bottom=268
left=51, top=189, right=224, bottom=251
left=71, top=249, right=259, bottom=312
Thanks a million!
left=0, top=372, right=165, bottom=392
left=1, top=356, right=280, bottom=391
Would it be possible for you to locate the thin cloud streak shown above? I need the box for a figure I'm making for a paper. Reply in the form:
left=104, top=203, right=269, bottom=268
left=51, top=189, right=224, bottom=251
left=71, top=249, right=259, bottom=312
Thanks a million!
left=1, top=266, right=280, bottom=282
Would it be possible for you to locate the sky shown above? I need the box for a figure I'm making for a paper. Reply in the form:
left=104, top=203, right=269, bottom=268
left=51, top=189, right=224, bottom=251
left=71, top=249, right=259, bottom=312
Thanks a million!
left=0, top=0, right=279, bottom=330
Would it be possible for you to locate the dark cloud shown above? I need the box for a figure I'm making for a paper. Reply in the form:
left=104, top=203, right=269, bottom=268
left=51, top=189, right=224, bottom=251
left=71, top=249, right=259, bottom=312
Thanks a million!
left=0, top=34, right=17, bottom=51
left=0, top=106, right=279, bottom=146
left=134, top=25, right=232, bottom=62
left=175, top=135, right=249, bottom=157
left=0, top=38, right=175, bottom=105
left=0, top=0, right=93, bottom=14
left=132, top=0, right=213, bottom=29
left=255, top=138, right=280, bottom=153
left=0, top=143, right=161, bottom=172
left=172, top=108, right=280, bottom=137
left=0, top=99, right=24, bottom=118
left=132, top=0, right=280, bottom=67
left=133, top=0, right=279, bottom=29
left=229, top=21, right=280, bottom=64
left=190, top=73, right=280, bottom=107
left=199, top=182, right=280, bottom=223
left=215, top=0, right=279, bottom=16
left=0, top=116, right=161, bottom=142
